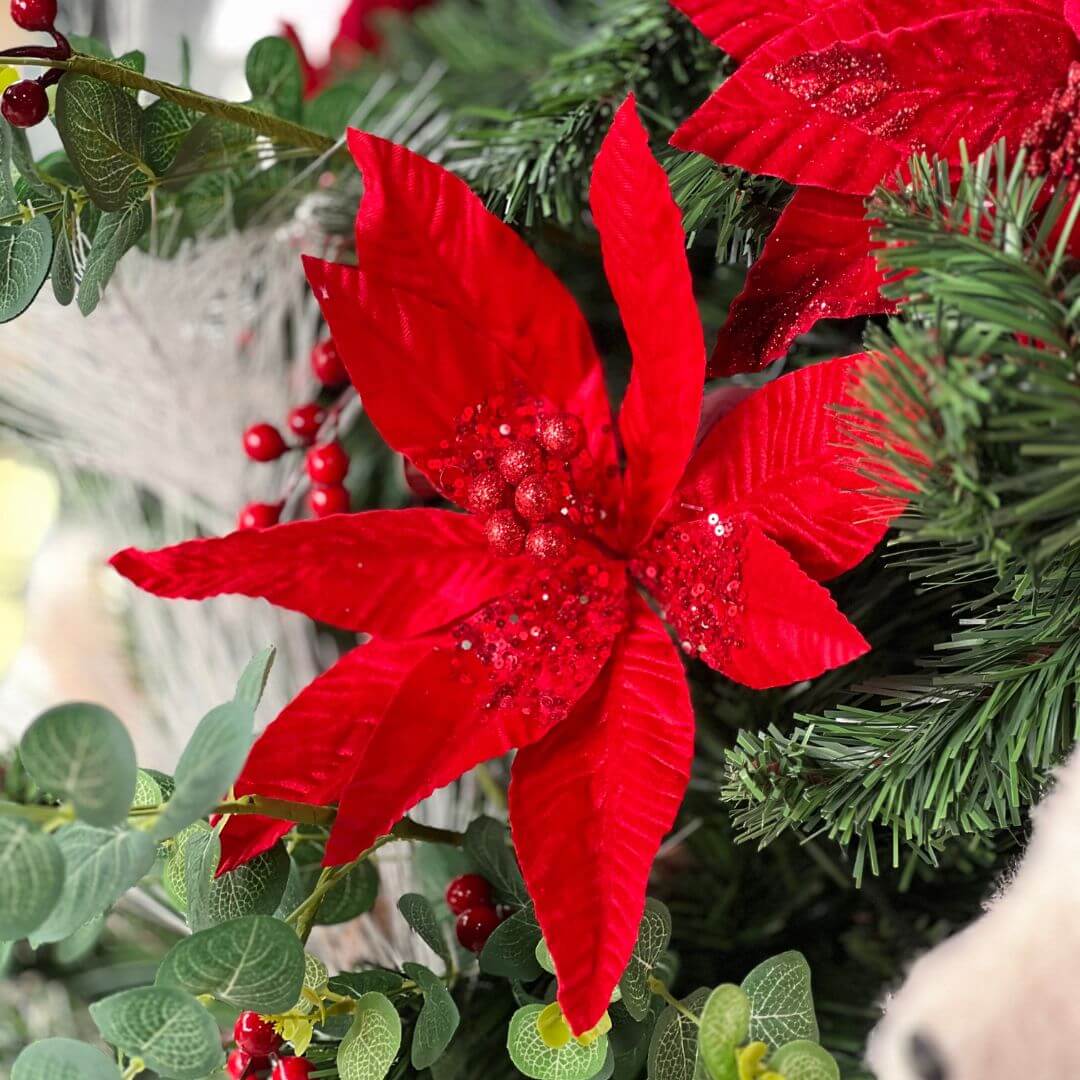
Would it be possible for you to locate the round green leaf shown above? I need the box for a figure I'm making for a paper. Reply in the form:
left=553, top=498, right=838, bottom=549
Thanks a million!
left=647, top=987, right=709, bottom=1080
left=698, top=985, right=751, bottom=1080
left=52, top=914, right=106, bottom=968
left=156, top=914, right=305, bottom=1013
left=162, top=820, right=211, bottom=913
left=769, top=1040, right=840, bottom=1080
left=337, top=991, right=402, bottom=1080
left=741, top=951, right=819, bottom=1050
left=0, top=819, right=63, bottom=940
left=397, top=892, right=450, bottom=968
left=90, top=986, right=223, bottom=1080
left=403, top=962, right=460, bottom=1070
left=132, top=770, right=163, bottom=809
left=0, top=215, right=52, bottom=322
left=143, top=98, right=197, bottom=175
left=245, top=37, right=303, bottom=118
left=12, top=1037, right=121, bottom=1079
left=191, top=840, right=290, bottom=930
left=19, top=703, right=137, bottom=826
left=535, top=936, right=556, bottom=976
left=29, top=824, right=155, bottom=946
left=480, top=909, right=543, bottom=980
left=463, top=816, right=527, bottom=902
left=294, top=953, right=329, bottom=1014
left=508, top=1004, right=608, bottom=1080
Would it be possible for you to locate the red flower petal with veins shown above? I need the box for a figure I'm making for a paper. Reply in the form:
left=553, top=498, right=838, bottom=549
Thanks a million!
left=111, top=98, right=898, bottom=1034
left=510, top=592, right=694, bottom=1032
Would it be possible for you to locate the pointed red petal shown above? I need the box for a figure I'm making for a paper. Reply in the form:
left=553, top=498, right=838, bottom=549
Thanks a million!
left=1069, top=0, right=1080, bottom=36
left=710, top=189, right=891, bottom=376
left=670, top=0, right=838, bottom=59
left=720, top=525, right=868, bottom=688
left=110, top=509, right=516, bottom=638
left=303, top=131, right=616, bottom=485
left=676, top=356, right=895, bottom=581
left=218, top=637, right=429, bottom=872
left=509, top=594, right=693, bottom=1035
left=590, top=97, right=704, bottom=549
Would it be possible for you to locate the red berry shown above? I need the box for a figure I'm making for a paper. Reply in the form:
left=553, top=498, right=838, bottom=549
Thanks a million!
left=497, top=440, right=542, bottom=484
left=11, top=0, right=57, bottom=31
left=243, top=423, right=287, bottom=463
left=445, top=873, right=494, bottom=914
left=537, top=413, right=585, bottom=460
left=237, top=502, right=282, bottom=530
left=228, top=1048, right=269, bottom=1078
left=234, top=1012, right=281, bottom=1057
left=484, top=509, right=526, bottom=557
left=308, top=483, right=350, bottom=517
left=456, top=905, right=501, bottom=952
left=310, top=338, right=348, bottom=387
left=305, top=441, right=349, bottom=485
left=1, top=80, right=48, bottom=128
left=466, top=471, right=509, bottom=515
left=271, top=1059, right=314, bottom=1080
left=286, top=403, right=327, bottom=445
left=526, top=523, right=570, bottom=563
left=514, top=474, right=559, bottom=522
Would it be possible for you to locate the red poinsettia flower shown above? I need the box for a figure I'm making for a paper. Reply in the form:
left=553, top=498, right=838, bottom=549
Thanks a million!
left=110, top=98, right=892, bottom=1033
left=671, top=0, right=1080, bottom=376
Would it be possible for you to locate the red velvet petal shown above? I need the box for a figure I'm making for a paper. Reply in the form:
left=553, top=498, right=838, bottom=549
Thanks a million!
left=670, top=0, right=839, bottom=59
left=303, top=131, right=617, bottom=487
left=110, top=509, right=516, bottom=638
left=715, top=525, right=869, bottom=687
left=590, top=97, right=704, bottom=550
left=218, top=637, right=429, bottom=872
left=674, top=6, right=1077, bottom=195
left=675, top=356, right=894, bottom=581
left=710, top=189, right=892, bottom=376
left=1069, top=0, right=1080, bottom=36
left=509, top=593, right=694, bottom=1034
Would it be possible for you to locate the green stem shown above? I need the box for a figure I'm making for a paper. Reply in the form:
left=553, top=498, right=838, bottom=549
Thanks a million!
left=647, top=976, right=700, bottom=1026
left=0, top=53, right=336, bottom=153
left=0, top=800, right=72, bottom=826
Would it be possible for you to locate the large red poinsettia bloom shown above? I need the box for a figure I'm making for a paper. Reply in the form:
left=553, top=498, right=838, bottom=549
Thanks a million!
left=111, top=98, right=891, bottom=1033
left=671, top=0, right=1080, bottom=376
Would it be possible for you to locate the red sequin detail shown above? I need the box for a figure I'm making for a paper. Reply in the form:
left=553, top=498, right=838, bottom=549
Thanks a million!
left=1023, top=62, right=1080, bottom=195
left=450, top=555, right=627, bottom=722
left=631, top=514, right=748, bottom=667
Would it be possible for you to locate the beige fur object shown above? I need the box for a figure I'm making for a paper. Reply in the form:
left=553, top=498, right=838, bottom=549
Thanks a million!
left=867, top=752, right=1080, bottom=1079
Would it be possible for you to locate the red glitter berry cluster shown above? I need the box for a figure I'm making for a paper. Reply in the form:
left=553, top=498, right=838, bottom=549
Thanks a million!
left=237, top=337, right=353, bottom=529
left=1, top=0, right=70, bottom=129
left=445, top=873, right=508, bottom=953
left=228, top=1013, right=313, bottom=1079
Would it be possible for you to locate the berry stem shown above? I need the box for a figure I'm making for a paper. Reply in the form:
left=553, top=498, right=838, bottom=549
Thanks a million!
left=0, top=53, right=336, bottom=153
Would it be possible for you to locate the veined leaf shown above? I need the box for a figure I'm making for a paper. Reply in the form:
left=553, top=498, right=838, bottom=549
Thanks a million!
left=337, top=991, right=402, bottom=1080
left=77, top=201, right=150, bottom=316
left=741, top=951, right=818, bottom=1051
left=480, top=907, right=543, bottom=981
left=0, top=215, right=52, bottom=322
left=403, top=962, right=460, bottom=1070
left=619, top=899, right=673, bottom=1021
left=398, top=892, right=451, bottom=969
left=698, top=985, right=751, bottom=1080
left=463, top=816, right=527, bottom=903
left=768, top=1040, right=839, bottom=1080
left=143, top=98, right=198, bottom=175
left=507, top=1004, right=608, bottom=1080
left=12, top=1037, right=121, bottom=1079
left=647, top=987, right=708, bottom=1080
left=188, top=840, right=290, bottom=931
left=234, top=646, right=276, bottom=711
left=245, top=36, right=303, bottom=120
left=0, top=818, right=63, bottom=940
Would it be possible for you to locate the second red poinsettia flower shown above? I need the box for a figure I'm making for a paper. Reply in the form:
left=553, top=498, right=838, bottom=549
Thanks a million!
left=672, top=0, right=1080, bottom=375
left=111, top=98, right=892, bottom=1034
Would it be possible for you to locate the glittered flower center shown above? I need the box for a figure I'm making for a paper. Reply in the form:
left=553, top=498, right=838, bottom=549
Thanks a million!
left=1022, top=61, right=1080, bottom=194
left=631, top=514, right=747, bottom=666
left=450, top=557, right=627, bottom=722
left=418, top=388, right=614, bottom=562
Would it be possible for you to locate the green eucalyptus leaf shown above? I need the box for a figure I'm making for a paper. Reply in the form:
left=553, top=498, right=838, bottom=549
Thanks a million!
left=143, top=768, right=175, bottom=801
left=234, top=646, right=276, bottom=710
left=0, top=215, right=52, bottom=322
left=245, top=36, right=303, bottom=119
left=163, top=819, right=211, bottom=912
left=152, top=698, right=253, bottom=842
left=741, top=951, right=818, bottom=1051
left=55, top=73, right=149, bottom=211
left=292, top=839, right=378, bottom=925
left=143, top=98, right=198, bottom=174
left=330, top=969, right=405, bottom=998
left=90, top=986, right=224, bottom=1079
left=188, top=839, right=290, bottom=931
left=507, top=1004, right=608, bottom=1080
left=536, top=936, right=556, bottom=975
left=0, top=118, right=17, bottom=210
left=52, top=914, right=106, bottom=968
left=697, top=985, right=751, bottom=1080
left=29, top=824, right=154, bottom=946
left=156, top=913, right=305, bottom=1012
left=12, top=1037, right=122, bottom=1079
left=646, top=987, right=708, bottom=1080
left=181, top=820, right=219, bottom=924
left=77, top=200, right=150, bottom=316
left=19, top=702, right=137, bottom=826
left=132, top=769, right=163, bottom=809
left=337, top=991, right=402, bottom=1080
left=0, top=818, right=64, bottom=940
left=50, top=200, right=76, bottom=307
left=768, top=1041, right=840, bottom=1080
left=480, top=907, right=542, bottom=980
left=619, top=899, right=673, bottom=1022
left=403, top=962, right=460, bottom=1070
left=463, top=816, right=527, bottom=902
left=398, top=892, right=451, bottom=969
left=304, top=83, right=364, bottom=137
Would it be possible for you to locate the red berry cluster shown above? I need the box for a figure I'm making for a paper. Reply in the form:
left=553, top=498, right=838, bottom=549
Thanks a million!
left=2, top=1, right=70, bottom=129
left=236, top=337, right=354, bottom=529
left=469, top=412, right=585, bottom=563
left=445, top=873, right=508, bottom=953
left=229, top=1013, right=312, bottom=1079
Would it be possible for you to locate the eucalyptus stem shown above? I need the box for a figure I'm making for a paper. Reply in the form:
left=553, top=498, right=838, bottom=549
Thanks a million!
left=647, top=976, right=700, bottom=1025
left=0, top=800, right=70, bottom=825
left=0, top=53, right=336, bottom=153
